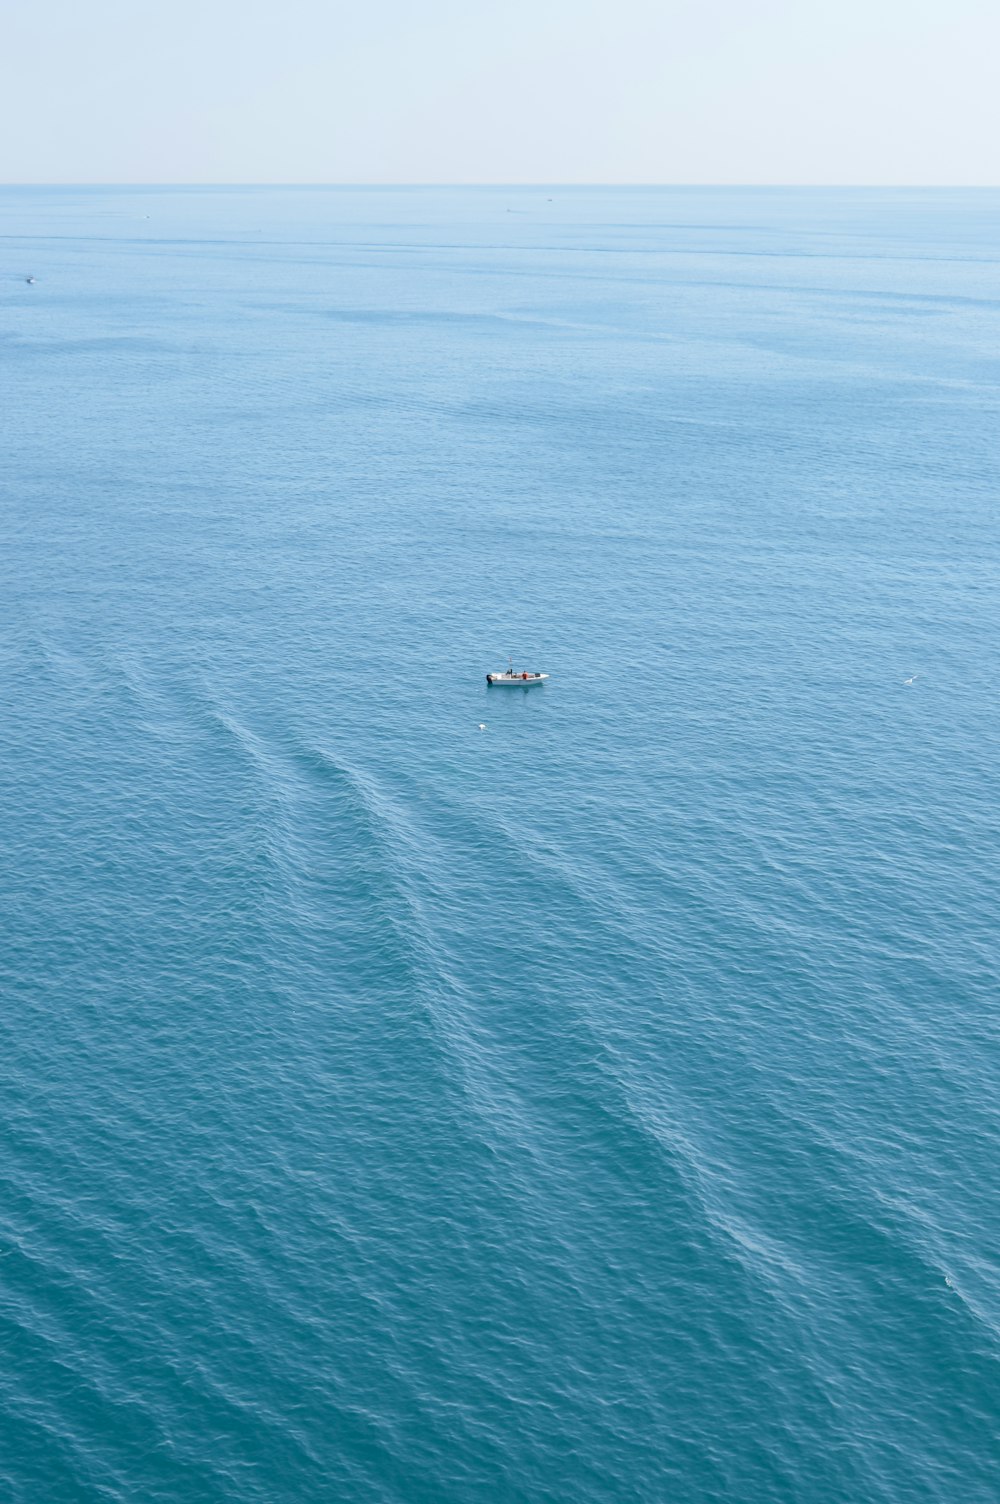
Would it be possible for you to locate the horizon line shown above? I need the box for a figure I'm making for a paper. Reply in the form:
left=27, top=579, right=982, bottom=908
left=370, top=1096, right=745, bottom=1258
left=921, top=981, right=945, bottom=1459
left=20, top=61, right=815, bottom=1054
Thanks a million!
left=2, top=180, right=999, bottom=191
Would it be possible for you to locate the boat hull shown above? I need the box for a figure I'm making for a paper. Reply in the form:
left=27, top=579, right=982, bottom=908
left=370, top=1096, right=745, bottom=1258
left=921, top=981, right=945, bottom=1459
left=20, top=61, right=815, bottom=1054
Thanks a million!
left=486, top=673, right=548, bottom=685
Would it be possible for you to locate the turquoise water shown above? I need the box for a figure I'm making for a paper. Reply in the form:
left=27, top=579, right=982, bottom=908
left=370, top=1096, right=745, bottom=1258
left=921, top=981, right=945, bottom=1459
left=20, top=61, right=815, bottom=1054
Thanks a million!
left=1, top=186, right=998, bottom=1502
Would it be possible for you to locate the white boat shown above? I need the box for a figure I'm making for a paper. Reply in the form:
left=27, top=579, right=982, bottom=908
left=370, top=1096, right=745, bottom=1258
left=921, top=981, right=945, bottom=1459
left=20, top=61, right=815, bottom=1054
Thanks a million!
left=487, top=658, right=549, bottom=686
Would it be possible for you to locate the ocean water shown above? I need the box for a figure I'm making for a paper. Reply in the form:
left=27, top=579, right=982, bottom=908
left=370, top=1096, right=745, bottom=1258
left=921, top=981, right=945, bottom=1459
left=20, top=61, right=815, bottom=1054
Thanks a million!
left=1, top=185, right=998, bottom=1503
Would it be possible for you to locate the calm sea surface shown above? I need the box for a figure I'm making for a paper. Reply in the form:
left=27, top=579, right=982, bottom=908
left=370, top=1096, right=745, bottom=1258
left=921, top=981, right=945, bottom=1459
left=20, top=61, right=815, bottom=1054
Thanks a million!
left=1, top=186, right=998, bottom=1503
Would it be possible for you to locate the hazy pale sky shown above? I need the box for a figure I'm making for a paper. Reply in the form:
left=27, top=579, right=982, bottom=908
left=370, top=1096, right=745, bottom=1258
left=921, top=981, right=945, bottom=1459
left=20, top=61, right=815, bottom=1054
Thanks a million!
left=2, top=0, right=997, bottom=184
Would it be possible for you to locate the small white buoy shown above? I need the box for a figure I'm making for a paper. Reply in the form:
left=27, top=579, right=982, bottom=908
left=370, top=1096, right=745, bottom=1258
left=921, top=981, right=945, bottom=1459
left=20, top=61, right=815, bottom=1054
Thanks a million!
left=478, top=724, right=486, bottom=731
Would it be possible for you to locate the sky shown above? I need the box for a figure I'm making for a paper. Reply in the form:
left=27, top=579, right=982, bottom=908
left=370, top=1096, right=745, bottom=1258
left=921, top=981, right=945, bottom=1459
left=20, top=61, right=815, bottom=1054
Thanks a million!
left=1, top=0, right=998, bottom=184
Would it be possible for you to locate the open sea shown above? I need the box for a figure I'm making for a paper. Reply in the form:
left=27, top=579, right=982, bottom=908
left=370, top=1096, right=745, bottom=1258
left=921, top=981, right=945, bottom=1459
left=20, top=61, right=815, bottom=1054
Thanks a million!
left=1, top=185, right=998, bottom=1503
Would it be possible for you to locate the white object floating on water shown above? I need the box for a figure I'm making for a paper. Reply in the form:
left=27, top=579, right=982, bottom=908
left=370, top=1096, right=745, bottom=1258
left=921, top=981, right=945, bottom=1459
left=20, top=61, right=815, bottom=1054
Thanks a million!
left=478, top=724, right=487, bottom=731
